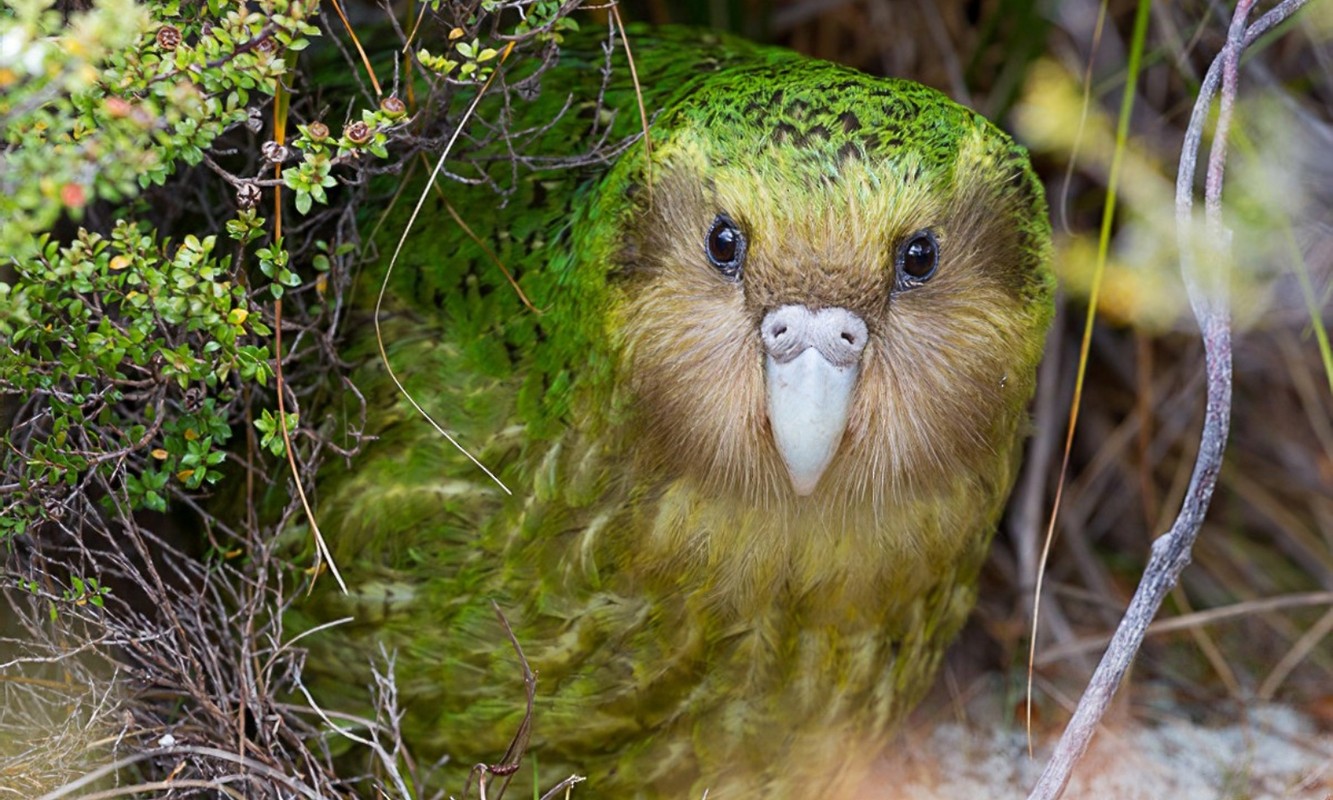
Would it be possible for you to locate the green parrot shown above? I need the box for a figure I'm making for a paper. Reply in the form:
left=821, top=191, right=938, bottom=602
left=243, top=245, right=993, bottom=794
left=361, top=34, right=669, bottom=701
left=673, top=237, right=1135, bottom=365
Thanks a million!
left=290, top=25, right=1053, bottom=800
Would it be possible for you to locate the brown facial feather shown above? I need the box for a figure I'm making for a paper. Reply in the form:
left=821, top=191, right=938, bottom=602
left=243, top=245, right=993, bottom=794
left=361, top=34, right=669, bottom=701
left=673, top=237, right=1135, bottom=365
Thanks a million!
left=608, top=127, right=1047, bottom=521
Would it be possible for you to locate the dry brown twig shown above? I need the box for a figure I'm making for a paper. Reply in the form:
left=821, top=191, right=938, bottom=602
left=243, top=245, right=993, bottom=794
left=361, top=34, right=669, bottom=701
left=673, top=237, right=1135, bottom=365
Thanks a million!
left=1027, top=1, right=1316, bottom=797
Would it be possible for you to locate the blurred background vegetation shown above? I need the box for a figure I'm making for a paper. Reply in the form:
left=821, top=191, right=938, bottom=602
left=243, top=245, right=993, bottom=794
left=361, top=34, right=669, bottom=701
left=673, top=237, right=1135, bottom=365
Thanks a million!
left=1, top=0, right=1329, bottom=796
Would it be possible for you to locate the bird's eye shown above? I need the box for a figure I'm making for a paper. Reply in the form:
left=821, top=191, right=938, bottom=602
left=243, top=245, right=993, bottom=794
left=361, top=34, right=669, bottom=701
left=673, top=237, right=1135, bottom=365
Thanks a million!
left=895, top=229, right=939, bottom=287
left=705, top=214, right=746, bottom=280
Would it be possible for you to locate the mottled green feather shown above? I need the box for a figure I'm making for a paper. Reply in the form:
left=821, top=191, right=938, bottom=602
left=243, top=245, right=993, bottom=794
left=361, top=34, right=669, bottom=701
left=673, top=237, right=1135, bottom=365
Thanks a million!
left=289, top=25, right=1053, bottom=799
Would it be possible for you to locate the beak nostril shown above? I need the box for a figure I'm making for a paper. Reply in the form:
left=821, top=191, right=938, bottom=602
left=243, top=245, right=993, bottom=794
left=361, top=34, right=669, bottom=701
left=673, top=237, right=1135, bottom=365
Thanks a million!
left=762, top=305, right=867, bottom=366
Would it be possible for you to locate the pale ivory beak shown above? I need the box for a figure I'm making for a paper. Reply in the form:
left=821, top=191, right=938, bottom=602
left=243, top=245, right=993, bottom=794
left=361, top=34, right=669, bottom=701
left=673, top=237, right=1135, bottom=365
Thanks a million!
left=761, top=305, right=868, bottom=495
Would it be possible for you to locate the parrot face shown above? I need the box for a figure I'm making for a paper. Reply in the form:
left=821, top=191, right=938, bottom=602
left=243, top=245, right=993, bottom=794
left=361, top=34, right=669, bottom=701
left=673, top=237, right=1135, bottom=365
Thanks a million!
left=606, top=66, right=1051, bottom=516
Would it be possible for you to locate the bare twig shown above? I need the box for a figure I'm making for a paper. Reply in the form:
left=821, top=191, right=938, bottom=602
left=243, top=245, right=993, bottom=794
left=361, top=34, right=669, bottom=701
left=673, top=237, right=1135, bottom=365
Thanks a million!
left=1026, top=1, right=1313, bottom=797
left=35, top=744, right=329, bottom=800
left=465, top=602, right=542, bottom=800
left=374, top=40, right=517, bottom=497
left=1034, top=590, right=1333, bottom=665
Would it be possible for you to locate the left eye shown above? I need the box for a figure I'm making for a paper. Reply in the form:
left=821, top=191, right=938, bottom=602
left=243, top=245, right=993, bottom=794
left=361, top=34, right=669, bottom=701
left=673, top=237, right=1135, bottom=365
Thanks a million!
left=895, top=229, right=939, bottom=287
left=705, top=213, right=746, bottom=280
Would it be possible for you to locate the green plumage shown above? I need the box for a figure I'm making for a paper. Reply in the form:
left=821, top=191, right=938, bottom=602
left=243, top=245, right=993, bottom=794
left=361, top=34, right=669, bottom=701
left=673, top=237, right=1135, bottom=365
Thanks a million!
left=290, top=26, right=1053, bottom=799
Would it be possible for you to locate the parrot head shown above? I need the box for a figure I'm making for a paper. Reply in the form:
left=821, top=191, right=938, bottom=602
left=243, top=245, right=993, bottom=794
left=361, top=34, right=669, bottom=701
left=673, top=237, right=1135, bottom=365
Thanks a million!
left=582, top=60, right=1053, bottom=507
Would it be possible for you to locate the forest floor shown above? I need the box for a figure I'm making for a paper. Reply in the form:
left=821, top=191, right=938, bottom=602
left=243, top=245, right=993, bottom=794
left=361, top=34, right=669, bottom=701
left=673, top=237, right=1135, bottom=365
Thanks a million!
left=880, top=670, right=1332, bottom=800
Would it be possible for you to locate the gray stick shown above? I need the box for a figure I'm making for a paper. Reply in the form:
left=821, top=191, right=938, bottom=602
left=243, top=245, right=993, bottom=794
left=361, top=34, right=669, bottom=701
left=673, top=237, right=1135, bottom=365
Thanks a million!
left=1026, top=1, right=1313, bottom=797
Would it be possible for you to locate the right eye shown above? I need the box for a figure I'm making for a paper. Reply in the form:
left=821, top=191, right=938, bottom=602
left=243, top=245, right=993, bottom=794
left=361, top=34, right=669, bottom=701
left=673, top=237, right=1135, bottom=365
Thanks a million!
left=894, top=229, right=939, bottom=288
left=705, top=213, right=746, bottom=280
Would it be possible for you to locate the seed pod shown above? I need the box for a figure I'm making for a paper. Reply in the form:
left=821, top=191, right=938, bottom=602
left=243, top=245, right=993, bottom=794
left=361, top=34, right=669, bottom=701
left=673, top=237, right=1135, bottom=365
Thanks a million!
left=261, top=141, right=289, bottom=164
left=344, top=120, right=372, bottom=145
left=237, top=182, right=262, bottom=210
left=156, top=25, right=182, bottom=51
